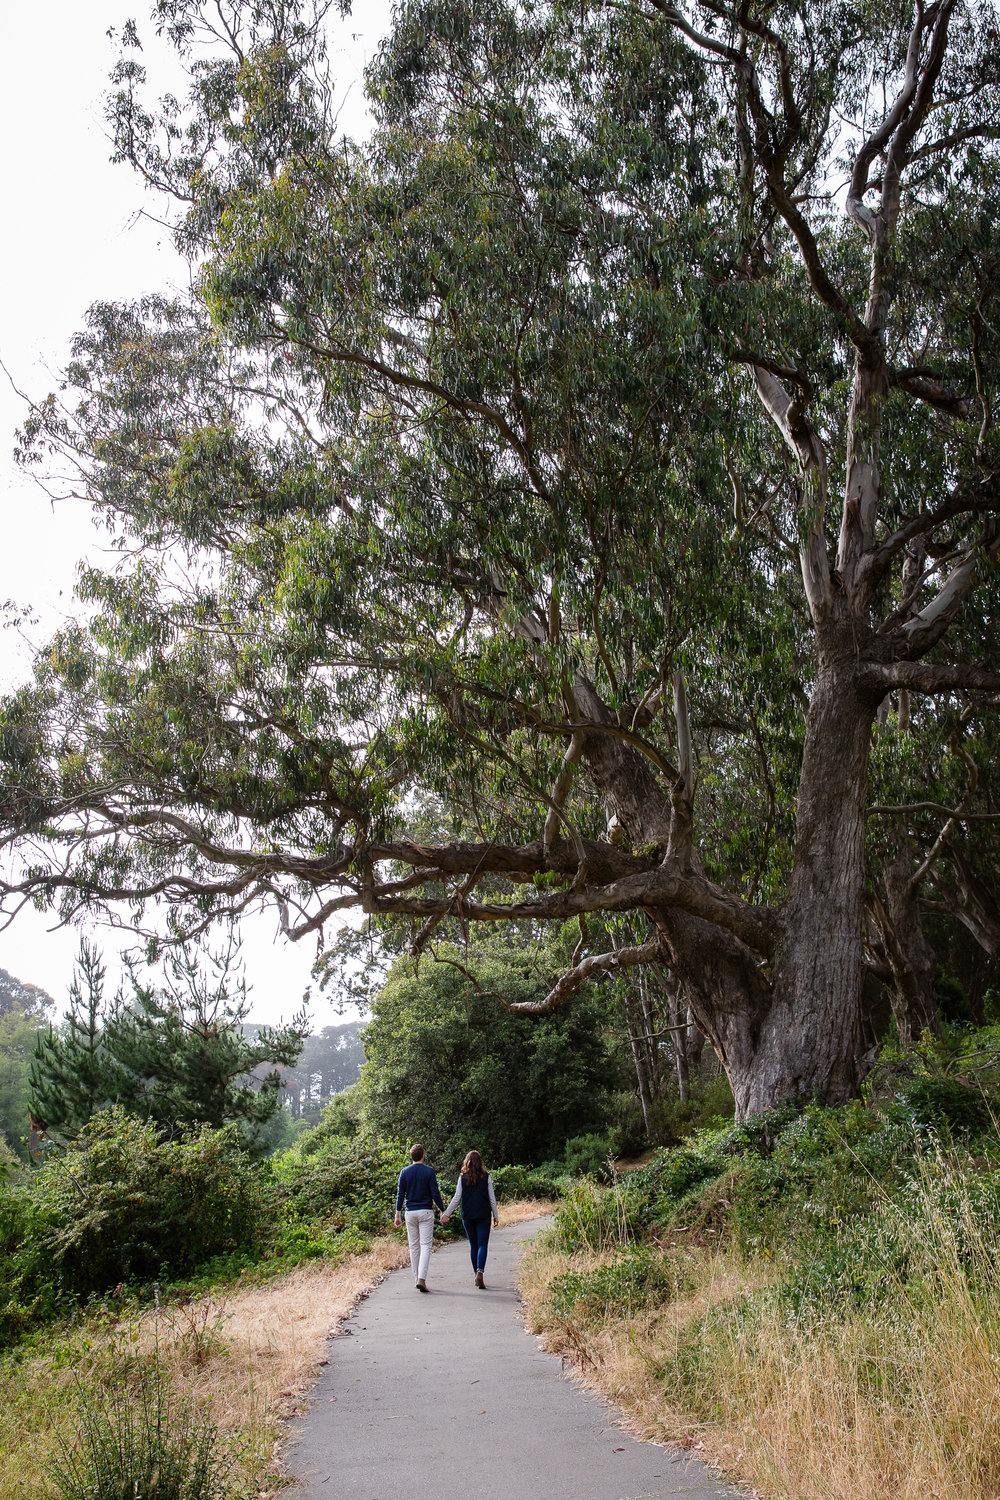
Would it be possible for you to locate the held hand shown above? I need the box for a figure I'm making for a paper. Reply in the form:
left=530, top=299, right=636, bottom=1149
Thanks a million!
left=441, top=1213, right=450, bottom=1224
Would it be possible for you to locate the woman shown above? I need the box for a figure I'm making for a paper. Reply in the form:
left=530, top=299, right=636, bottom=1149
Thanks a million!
left=442, top=1149, right=500, bottom=1288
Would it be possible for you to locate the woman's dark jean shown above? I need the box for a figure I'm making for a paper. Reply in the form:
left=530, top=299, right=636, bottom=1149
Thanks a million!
left=465, top=1216, right=491, bottom=1272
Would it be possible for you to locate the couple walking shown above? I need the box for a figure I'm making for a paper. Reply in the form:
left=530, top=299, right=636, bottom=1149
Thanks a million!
left=393, top=1143, right=499, bottom=1292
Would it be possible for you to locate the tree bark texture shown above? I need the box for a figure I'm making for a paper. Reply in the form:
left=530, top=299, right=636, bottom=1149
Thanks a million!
left=724, top=664, right=877, bottom=1117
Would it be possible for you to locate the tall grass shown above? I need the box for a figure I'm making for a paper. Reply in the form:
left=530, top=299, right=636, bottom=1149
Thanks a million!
left=523, top=1148, right=1000, bottom=1500
left=49, top=1374, right=236, bottom=1500
left=546, top=1175, right=639, bottom=1254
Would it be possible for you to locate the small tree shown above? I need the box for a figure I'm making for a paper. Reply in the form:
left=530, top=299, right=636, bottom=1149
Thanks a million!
left=29, top=941, right=125, bottom=1140
left=31, top=938, right=308, bottom=1143
left=360, top=940, right=620, bottom=1167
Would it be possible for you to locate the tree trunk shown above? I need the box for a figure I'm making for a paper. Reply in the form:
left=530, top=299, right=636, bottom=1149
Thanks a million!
left=578, top=654, right=882, bottom=1121
left=946, top=846, right=1000, bottom=958
left=874, top=840, right=937, bottom=1044
left=723, top=662, right=877, bottom=1118
left=621, top=992, right=654, bottom=1135
left=665, top=972, right=690, bottom=1101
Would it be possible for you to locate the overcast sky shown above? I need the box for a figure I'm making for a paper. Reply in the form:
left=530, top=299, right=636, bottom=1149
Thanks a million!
left=0, top=0, right=392, bottom=1022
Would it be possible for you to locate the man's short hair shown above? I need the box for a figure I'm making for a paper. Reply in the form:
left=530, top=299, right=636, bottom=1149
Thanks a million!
left=410, top=1143, right=425, bottom=1161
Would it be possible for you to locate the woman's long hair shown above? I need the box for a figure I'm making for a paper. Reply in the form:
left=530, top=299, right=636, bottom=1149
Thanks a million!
left=461, top=1150, right=485, bottom=1186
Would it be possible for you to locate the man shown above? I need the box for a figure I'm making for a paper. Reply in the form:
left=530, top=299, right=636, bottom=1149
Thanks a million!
left=394, top=1142, right=444, bottom=1292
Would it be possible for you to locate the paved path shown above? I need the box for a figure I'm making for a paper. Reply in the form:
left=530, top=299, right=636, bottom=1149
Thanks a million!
left=285, top=1218, right=742, bottom=1500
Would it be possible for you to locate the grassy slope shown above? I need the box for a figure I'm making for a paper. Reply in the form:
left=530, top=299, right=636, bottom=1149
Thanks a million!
left=519, top=1112, right=1000, bottom=1500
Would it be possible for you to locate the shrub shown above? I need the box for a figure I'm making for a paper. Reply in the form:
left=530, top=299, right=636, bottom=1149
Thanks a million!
left=548, top=1245, right=691, bottom=1319
left=0, top=1181, right=63, bottom=1344
left=272, top=1133, right=404, bottom=1231
left=526, top=1167, right=565, bottom=1199
left=561, top=1133, right=614, bottom=1180
left=903, top=1077, right=992, bottom=1135
left=491, top=1163, right=564, bottom=1201
left=31, top=1110, right=263, bottom=1296
left=490, top=1163, right=529, bottom=1199
left=49, top=1372, right=237, bottom=1500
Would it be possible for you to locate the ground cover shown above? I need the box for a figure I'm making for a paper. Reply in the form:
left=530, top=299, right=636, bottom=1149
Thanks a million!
left=0, top=1197, right=550, bottom=1498
left=520, top=1072, right=1000, bottom=1500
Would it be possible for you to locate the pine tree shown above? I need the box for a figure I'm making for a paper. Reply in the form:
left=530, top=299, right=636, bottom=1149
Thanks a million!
left=30, top=938, right=308, bottom=1143
left=29, top=941, right=130, bottom=1137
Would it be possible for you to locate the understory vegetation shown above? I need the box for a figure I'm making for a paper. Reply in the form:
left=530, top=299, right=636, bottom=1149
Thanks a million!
left=0, top=1100, right=555, bottom=1497
left=522, top=1024, right=1000, bottom=1500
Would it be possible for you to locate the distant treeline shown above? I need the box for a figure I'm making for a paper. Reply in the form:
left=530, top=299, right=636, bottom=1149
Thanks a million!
left=245, top=1020, right=365, bottom=1119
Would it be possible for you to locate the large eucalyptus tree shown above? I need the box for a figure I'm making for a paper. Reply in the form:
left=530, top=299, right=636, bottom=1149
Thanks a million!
left=3, top=0, right=999, bottom=1117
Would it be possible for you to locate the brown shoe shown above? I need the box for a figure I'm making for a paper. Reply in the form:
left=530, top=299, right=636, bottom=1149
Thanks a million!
left=475, top=1270, right=485, bottom=1289
left=416, top=1279, right=428, bottom=1292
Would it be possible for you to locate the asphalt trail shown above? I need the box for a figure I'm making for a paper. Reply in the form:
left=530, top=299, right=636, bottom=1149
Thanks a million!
left=285, top=1217, right=742, bottom=1500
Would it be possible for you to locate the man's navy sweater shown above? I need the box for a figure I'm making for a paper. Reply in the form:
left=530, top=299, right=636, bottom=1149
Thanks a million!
left=395, top=1161, right=444, bottom=1212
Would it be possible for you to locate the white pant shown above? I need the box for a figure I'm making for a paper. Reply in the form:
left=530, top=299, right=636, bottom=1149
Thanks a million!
left=405, top=1209, right=435, bottom=1283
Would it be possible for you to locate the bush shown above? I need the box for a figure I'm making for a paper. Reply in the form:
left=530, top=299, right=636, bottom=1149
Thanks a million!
left=548, top=1245, right=691, bottom=1319
left=491, top=1163, right=564, bottom=1201
left=296, top=1085, right=364, bottom=1155
left=31, top=1110, right=263, bottom=1296
left=49, top=1372, right=237, bottom=1500
left=0, top=1181, right=63, bottom=1344
left=272, top=1132, right=404, bottom=1231
left=561, top=1133, right=614, bottom=1180
left=490, top=1163, right=529, bottom=1199
left=903, top=1077, right=992, bottom=1135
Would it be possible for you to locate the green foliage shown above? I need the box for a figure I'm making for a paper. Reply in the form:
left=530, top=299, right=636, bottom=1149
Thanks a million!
left=0, top=1180, right=63, bottom=1346
left=296, top=1084, right=364, bottom=1152
left=31, top=940, right=307, bottom=1147
left=559, top=1133, right=614, bottom=1180
left=31, top=1109, right=263, bottom=1298
left=490, top=1162, right=564, bottom=1200
left=271, top=1131, right=404, bottom=1231
left=0, top=982, right=50, bottom=1161
left=359, top=944, right=618, bottom=1169
left=548, top=1246, right=691, bottom=1320
left=29, top=942, right=110, bottom=1143
left=544, top=1176, right=640, bottom=1255
left=903, top=1077, right=992, bottom=1135
left=545, top=1055, right=1000, bottom=1333
left=0, top=1107, right=428, bottom=1352
left=49, top=1372, right=237, bottom=1500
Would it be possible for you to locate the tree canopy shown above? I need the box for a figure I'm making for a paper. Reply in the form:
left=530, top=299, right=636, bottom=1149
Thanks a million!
left=2, top=0, right=999, bottom=1117
left=359, top=939, right=619, bottom=1166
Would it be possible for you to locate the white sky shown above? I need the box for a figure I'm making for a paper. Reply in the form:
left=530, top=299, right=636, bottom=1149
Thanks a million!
left=0, top=0, right=392, bottom=1023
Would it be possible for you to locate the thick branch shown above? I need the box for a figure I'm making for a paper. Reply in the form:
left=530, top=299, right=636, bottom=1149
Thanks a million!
left=863, top=661, right=1000, bottom=695
left=752, top=365, right=833, bottom=619
left=364, top=855, right=777, bottom=957
left=502, top=937, right=667, bottom=1016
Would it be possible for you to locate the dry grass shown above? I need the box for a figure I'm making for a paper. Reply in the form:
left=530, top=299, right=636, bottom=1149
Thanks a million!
left=0, top=1237, right=410, bottom=1498
left=520, top=1172, right=1000, bottom=1500
left=499, top=1197, right=556, bottom=1225
left=0, top=1205, right=552, bottom=1499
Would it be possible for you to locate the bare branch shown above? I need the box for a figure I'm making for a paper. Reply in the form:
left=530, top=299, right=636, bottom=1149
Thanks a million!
left=543, top=731, right=586, bottom=857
